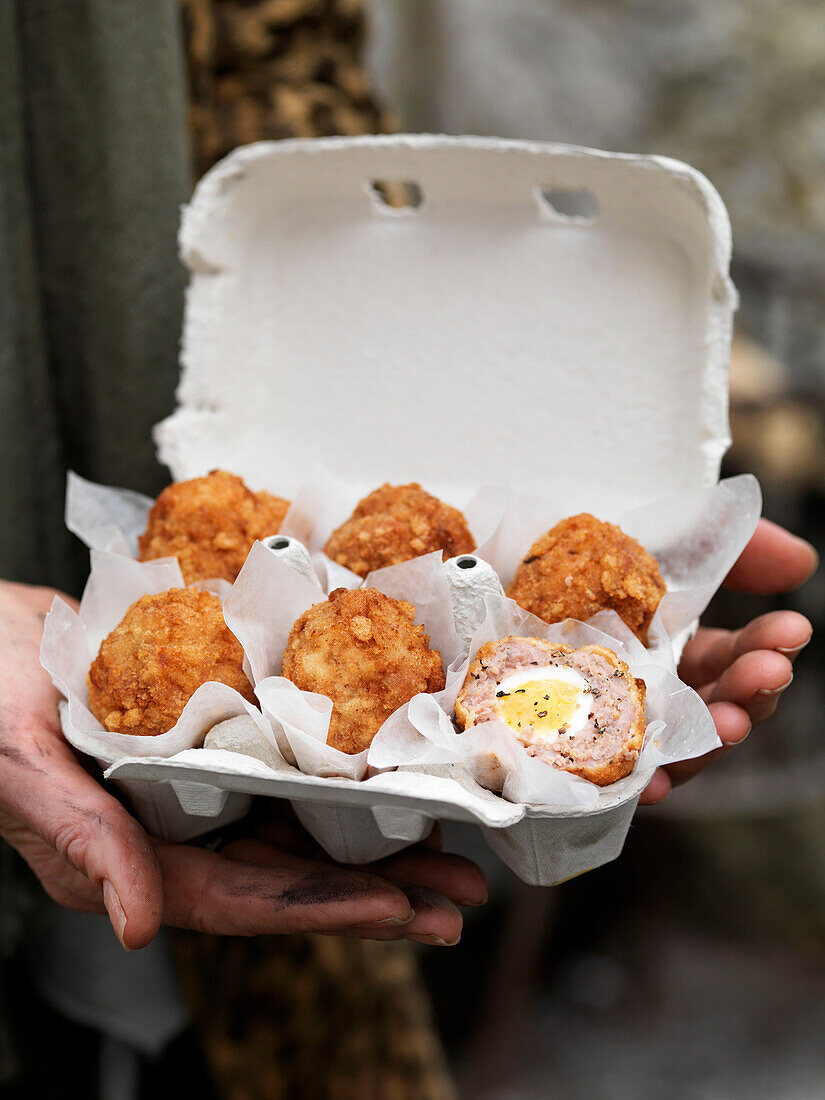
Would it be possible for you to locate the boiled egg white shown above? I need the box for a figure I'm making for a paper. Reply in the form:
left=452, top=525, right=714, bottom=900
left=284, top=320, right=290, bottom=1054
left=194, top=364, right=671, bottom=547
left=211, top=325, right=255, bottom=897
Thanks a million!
left=494, top=665, right=590, bottom=744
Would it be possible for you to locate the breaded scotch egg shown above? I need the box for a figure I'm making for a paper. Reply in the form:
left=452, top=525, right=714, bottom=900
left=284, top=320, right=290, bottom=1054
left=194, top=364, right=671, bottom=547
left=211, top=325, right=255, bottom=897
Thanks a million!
left=139, top=469, right=290, bottom=584
left=88, top=588, right=254, bottom=735
left=282, top=587, right=446, bottom=755
left=507, top=514, right=666, bottom=645
left=323, top=483, right=475, bottom=578
left=455, top=636, right=646, bottom=786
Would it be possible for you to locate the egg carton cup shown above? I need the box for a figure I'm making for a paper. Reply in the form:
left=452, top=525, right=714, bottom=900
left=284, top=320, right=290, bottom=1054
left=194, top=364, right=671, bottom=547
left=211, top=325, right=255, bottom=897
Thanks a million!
left=475, top=472, right=763, bottom=668
left=369, top=595, right=720, bottom=812
left=222, top=541, right=465, bottom=782
left=39, top=551, right=272, bottom=842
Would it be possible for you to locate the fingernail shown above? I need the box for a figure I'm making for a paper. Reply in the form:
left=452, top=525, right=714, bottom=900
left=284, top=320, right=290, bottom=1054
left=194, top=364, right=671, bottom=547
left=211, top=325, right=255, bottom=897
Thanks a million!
left=757, top=675, right=794, bottom=698
left=102, top=880, right=131, bottom=951
left=777, top=637, right=812, bottom=658
left=367, top=911, right=415, bottom=927
left=458, top=894, right=488, bottom=907
left=409, top=934, right=461, bottom=947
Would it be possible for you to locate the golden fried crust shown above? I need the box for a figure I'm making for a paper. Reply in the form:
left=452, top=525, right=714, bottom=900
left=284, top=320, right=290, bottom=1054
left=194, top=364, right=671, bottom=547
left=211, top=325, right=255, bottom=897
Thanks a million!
left=281, top=587, right=445, bottom=755
left=506, top=514, right=665, bottom=645
left=454, top=636, right=646, bottom=787
left=87, top=588, right=254, bottom=735
left=138, top=469, right=289, bottom=584
left=323, top=483, right=475, bottom=578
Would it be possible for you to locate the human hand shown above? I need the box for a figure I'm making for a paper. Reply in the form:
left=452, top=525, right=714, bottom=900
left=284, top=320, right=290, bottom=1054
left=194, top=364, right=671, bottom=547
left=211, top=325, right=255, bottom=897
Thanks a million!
left=0, top=581, right=486, bottom=949
left=178, top=815, right=486, bottom=948
left=640, top=519, right=817, bottom=804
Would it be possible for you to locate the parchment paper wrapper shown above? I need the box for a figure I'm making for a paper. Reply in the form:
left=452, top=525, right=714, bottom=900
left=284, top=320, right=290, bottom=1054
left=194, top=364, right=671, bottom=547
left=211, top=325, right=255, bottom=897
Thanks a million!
left=223, top=543, right=464, bottom=781
left=39, top=551, right=270, bottom=765
left=475, top=473, right=762, bottom=668
left=369, top=592, right=720, bottom=811
left=65, top=470, right=307, bottom=589
left=66, top=471, right=153, bottom=556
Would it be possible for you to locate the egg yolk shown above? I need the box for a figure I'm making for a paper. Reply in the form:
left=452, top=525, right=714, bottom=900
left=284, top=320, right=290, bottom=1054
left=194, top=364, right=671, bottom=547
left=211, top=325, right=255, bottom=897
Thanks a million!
left=496, top=678, right=582, bottom=741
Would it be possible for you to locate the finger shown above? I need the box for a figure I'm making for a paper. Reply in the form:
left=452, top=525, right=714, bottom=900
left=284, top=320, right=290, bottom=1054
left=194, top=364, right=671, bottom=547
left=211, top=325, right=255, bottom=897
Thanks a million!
left=371, top=848, right=488, bottom=907
left=220, top=838, right=467, bottom=942
left=400, top=886, right=463, bottom=946
left=340, top=887, right=463, bottom=946
left=723, top=518, right=818, bottom=593
left=702, top=650, right=793, bottom=724
left=638, top=768, right=672, bottom=806
left=220, top=836, right=315, bottom=870
left=223, top=838, right=469, bottom=939
left=232, top=827, right=485, bottom=908
left=159, top=841, right=414, bottom=935
left=708, top=700, right=754, bottom=745
left=0, top=728, right=163, bottom=950
left=654, top=702, right=751, bottom=789
left=679, top=611, right=811, bottom=688
left=419, top=822, right=443, bottom=851
left=662, top=745, right=733, bottom=789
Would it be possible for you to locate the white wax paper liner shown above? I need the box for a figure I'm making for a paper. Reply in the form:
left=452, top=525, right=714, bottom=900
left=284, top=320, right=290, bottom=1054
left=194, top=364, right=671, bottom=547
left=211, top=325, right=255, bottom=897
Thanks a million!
left=39, top=551, right=271, bottom=762
left=279, top=463, right=508, bottom=594
left=65, top=469, right=365, bottom=594
left=66, top=471, right=153, bottom=556
left=475, top=474, right=762, bottom=669
left=223, top=543, right=465, bottom=781
left=368, top=593, right=721, bottom=811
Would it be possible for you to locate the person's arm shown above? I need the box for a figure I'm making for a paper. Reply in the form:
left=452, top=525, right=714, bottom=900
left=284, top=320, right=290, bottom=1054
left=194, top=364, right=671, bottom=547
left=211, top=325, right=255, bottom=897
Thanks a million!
left=640, top=518, right=817, bottom=804
left=0, top=580, right=485, bottom=949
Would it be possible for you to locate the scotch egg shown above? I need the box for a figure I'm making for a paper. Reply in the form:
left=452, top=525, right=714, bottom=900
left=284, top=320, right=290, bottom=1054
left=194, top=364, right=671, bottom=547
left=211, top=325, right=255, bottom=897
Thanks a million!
left=506, top=513, right=666, bottom=645
left=455, top=636, right=647, bottom=786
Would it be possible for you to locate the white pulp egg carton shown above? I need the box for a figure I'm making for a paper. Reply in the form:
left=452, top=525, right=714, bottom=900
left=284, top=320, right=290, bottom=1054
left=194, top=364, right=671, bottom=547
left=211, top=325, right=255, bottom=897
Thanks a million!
left=100, top=135, right=735, bottom=884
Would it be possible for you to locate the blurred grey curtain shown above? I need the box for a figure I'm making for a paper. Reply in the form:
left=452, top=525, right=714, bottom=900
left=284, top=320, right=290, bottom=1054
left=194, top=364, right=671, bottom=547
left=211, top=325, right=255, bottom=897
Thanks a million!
left=0, top=0, right=192, bottom=594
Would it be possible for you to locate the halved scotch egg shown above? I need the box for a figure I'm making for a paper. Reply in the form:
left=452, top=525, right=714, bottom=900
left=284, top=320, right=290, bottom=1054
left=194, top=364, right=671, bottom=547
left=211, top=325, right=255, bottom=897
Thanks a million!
left=454, top=636, right=647, bottom=786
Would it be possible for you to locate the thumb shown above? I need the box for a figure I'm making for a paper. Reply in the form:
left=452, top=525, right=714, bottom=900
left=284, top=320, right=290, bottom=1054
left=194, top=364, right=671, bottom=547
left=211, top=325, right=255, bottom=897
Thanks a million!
left=47, top=786, right=163, bottom=950
left=69, top=802, right=163, bottom=951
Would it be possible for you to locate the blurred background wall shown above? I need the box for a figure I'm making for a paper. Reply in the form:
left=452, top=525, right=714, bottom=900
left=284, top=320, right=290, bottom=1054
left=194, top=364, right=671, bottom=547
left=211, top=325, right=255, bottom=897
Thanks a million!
left=364, top=3, right=825, bottom=1097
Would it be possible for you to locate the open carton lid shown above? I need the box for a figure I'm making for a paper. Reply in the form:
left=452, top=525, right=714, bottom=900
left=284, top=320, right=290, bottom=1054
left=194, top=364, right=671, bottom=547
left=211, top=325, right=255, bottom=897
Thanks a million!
left=157, top=135, right=735, bottom=513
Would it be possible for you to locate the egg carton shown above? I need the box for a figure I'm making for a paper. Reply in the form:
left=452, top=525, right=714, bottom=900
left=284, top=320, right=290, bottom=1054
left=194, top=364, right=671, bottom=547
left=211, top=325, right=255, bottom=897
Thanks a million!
left=73, top=135, right=736, bottom=884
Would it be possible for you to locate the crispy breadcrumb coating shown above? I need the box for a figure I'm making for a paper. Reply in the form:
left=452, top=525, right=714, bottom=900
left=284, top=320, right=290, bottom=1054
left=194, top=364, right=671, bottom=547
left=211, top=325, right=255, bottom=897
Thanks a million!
left=138, top=469, right=289, bottom=584
left=281, top=587, right=445, bottom=755
left=323, top=483, right=475, bottom=578
left=87, top=588, right=254, bottom=735
left=506, top=514, right=665, bottom=645
left=455, top=636, right=646, bottom=786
